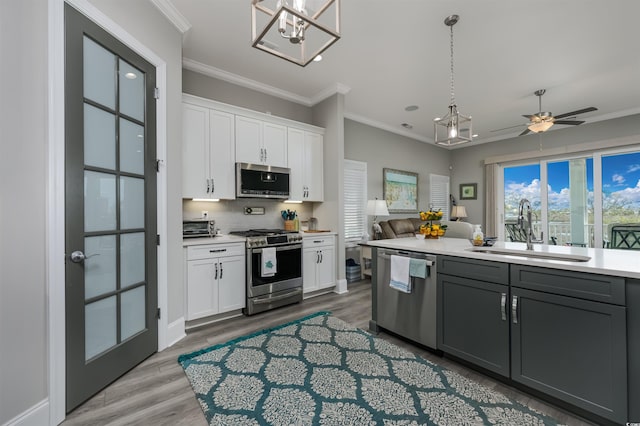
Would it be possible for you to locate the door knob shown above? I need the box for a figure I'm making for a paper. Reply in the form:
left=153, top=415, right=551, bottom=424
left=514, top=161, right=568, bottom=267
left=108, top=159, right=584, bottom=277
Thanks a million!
left=70, top=251, right=99, bottom=263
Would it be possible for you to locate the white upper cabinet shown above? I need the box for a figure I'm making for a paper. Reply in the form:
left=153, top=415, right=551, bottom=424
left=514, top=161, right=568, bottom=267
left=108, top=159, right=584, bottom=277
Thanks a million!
left=182, top=94, right=324, bottom=201
left=287, top=128, right=324, bottom=202
left=182, top=103, right=235, bottom=199
left=235, top=115, right=287, bottom=167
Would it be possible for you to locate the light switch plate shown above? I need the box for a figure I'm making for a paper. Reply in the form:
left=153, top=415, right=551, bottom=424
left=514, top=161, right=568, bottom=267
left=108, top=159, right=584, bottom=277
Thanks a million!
left=244, top=207, right=265, bottom=215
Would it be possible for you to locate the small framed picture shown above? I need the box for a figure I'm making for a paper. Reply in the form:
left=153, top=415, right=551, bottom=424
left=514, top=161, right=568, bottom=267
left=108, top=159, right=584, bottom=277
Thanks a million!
left=460, top=183, right=477, bottom=200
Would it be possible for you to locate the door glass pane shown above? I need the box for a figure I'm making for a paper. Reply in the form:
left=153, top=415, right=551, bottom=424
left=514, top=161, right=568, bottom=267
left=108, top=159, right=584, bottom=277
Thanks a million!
left=84, top=235, right=116, bottom=299
left=119, top=118, right=144, bottom=175
left=602, top=151, right=640, bottom=248
left=85, top=296, right=117, bottom=360
left=83, top=36, right=116, bottom=109
left=121, top=286, right=146, bottom=340
left=84, top=104, right=116, bottom=169
left=121, top=232, right=145, bottom=288
left=85, top=171, right=116, bottom=232
left=503, top=164, right=541, bottom=242
left=120, top=176, right=145, bottom=229
left=119, top=59, right=144, bottom=122
left=547, top=159, right=594, bottom=246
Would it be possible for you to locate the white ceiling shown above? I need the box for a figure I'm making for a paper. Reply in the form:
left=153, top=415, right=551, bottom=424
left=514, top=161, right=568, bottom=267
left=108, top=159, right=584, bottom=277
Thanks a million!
left=162, top=0, right=640, bottom=147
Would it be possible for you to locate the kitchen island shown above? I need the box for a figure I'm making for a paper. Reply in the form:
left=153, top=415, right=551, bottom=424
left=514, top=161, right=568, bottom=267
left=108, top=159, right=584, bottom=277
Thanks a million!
left=365, top=237, right=640, bottom=426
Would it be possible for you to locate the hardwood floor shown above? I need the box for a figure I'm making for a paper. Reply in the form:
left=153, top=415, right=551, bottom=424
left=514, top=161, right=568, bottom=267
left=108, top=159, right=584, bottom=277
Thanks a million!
left=62, top=280, right=594, bottom=426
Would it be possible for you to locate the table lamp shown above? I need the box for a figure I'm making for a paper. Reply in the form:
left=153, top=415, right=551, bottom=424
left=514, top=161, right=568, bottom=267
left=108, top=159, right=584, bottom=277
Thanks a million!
left=451, top=205, right=468, bottom=221
left=367, top=199, right=390, bottom=239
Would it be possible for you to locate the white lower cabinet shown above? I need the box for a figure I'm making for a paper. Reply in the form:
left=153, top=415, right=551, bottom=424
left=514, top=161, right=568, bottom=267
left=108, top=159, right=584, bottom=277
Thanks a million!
left=186, top=243, right=245, bottom=320
left=302, top=235, right=336, bottom=293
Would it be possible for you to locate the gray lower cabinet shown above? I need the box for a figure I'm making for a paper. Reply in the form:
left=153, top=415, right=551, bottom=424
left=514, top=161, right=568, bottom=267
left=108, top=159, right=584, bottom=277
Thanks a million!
left=438, top=257, right=629, bottom=424
left=511, top=266, right=628, bottom=424
left=437, top=256, right=510, bottom=377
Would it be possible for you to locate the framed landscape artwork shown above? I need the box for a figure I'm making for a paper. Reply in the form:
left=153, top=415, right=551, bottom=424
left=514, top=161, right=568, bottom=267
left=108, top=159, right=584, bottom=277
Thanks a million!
left=460, top=183, right=477, bottom=200
left=383, top=168, right=419, bottom=213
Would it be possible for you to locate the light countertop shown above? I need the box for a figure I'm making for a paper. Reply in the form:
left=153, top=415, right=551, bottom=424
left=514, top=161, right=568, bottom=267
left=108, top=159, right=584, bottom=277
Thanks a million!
left=364, top=237, right=640, bottom=279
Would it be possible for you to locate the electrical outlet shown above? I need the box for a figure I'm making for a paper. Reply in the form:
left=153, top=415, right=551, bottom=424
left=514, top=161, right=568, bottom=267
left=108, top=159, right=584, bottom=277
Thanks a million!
left=201, top=211, right=208, bottom=218
left=244, top=207, right=265, bottom=215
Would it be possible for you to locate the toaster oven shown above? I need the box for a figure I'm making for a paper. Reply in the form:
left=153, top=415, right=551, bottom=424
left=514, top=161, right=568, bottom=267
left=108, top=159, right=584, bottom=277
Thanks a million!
left=183, top=220, right=215, bottom=238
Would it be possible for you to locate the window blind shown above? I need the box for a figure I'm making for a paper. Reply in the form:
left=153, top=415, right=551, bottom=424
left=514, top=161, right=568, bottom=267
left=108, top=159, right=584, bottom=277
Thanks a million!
left=430, top=174, right=450, bottom=221
left=344, top=160, right=367, bottom=243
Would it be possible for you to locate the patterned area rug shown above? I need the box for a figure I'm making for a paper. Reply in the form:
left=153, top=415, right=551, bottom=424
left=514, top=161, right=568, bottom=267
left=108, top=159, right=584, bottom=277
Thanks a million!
left=178, top=312, right=561, bottom=425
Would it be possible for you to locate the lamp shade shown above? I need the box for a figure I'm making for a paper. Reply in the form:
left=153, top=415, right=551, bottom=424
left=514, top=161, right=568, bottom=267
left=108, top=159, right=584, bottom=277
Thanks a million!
left=451, top=205, right=468, bottom=219
left=367, top=199, right=389, bottom=217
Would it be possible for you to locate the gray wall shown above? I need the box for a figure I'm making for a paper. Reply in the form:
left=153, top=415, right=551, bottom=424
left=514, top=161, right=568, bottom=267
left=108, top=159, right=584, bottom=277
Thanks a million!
left=0, top=1, right=182, bottom=423
left=183, top=68, right=314, bottom=124
left=450, top=114, right=640, bottom=226
left=312, top=94, right=345, bottom=280
left=0, top=1, right=48, bottom=421
left=344, top=119, right=452, bottom=225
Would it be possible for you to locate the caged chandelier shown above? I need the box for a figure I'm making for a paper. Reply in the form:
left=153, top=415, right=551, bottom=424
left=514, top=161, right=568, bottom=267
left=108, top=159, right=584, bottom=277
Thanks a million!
left=251, top=0, right=341, bottom=67
left=433, top=14, right=472, bottom=146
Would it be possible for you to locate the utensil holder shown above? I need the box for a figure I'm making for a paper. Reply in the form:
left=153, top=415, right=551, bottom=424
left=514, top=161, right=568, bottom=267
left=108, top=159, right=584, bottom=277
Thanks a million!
left=284, top=220, right=295, bottom=231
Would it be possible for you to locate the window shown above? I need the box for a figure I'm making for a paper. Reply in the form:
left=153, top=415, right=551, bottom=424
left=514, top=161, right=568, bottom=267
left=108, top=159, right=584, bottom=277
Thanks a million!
left=500, top=149, right=640, bottom=248
left=344, top=160, right=367, bottom=244
left=429, top=174, right=450, bottom=220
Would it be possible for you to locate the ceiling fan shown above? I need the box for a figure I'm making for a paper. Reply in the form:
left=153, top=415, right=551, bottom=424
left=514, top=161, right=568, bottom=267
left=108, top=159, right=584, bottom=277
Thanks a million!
left=492, top=89, right=598, bottom=136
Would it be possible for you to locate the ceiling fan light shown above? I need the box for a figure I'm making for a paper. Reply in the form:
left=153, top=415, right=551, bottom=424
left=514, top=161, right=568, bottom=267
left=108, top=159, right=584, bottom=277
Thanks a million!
left=528, top=120, right=554, bottom=133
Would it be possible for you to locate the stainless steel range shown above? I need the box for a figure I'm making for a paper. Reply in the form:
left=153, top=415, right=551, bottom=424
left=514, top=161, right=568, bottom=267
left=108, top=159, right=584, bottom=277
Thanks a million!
left=230, top=229, right=303, bottom=315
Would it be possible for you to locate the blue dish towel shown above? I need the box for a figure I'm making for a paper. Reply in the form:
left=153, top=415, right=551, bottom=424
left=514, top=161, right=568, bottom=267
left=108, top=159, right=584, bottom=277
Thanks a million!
left=389, top=255, right=411, bottom=293
left=409, top=258, right=428, bottom=279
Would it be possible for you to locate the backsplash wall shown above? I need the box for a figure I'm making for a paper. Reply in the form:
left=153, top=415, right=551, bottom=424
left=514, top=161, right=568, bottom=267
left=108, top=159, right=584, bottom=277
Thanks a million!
left=183, top=199, right=314, bottom=233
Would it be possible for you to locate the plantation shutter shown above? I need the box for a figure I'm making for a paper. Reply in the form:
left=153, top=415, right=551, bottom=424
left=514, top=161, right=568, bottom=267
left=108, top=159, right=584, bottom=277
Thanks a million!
left=430, top=174, right=450, bottom=221
left=344, top=160, right=367, bottom=244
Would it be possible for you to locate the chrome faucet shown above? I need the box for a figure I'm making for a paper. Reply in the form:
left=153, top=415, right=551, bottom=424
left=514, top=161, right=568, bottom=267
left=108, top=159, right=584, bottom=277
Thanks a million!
left=518, top=199, right=544, bottom=250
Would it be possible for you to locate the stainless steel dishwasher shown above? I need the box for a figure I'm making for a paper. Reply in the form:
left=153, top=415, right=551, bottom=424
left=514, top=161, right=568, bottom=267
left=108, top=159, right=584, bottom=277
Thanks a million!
left=376, top=248, right=437, bottom=349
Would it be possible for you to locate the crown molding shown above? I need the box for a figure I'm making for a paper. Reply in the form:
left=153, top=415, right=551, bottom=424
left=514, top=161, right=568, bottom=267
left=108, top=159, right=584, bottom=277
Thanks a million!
left=183, top=57, right=352, bottom=109
left=150, top=0, right=191, bottom=34
left=183, top=58, right=313, bottom=106
left=344, top=112, right=434, bottom=145
left=310, top=83, right=352, bottom=105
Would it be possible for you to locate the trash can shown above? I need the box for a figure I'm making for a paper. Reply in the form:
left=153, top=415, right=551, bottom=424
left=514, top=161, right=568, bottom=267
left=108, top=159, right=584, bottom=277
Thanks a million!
left=345, top=258, right=361, bottom=283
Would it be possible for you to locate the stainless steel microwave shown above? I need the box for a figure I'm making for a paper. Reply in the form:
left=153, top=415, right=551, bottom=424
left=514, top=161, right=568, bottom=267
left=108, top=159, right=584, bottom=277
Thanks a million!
left=236, top=163, right=290, bottom=199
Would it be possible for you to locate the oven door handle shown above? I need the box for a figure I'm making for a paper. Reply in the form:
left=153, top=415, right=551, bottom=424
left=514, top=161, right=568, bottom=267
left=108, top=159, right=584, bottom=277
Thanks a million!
left=252, top=244, right=302, bottom=253
left=252, top=288, right=302, bottom=304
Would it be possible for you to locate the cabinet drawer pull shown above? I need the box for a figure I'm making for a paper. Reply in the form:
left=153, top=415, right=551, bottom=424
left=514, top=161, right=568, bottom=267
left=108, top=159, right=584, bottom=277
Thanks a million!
left=214, top=262, right=218, bottom=280
left=501, top=293, right=507, bottom=321
left=206, top=178, right=210, bottom=193
left=209, top=249, right=227, bottom=253
left=219, top=262, right=223, bottom=279
left=512, top=295, right=518, bottom=324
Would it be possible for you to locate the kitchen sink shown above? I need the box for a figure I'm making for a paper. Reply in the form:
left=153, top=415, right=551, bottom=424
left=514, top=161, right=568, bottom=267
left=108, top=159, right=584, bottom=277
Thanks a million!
left=465, top=246, right=591, bottom=262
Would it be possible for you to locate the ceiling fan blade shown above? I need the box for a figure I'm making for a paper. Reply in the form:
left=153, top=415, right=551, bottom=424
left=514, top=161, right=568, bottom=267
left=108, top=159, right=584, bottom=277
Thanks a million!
left=519, top=128, right=532, bottom=136
left=490, top=123, right=527, bottom=132
left=522, top=114, right=535, bottom=120
left=554, top=120, right=585, bottom=125
left=554, top=107, right=597, bottom=120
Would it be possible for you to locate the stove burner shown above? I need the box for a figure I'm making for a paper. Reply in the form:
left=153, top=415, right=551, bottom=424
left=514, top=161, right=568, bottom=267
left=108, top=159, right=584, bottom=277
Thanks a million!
left=230, top=229, right=297, bottom=237
left=230, top=229, right=302, bottom=248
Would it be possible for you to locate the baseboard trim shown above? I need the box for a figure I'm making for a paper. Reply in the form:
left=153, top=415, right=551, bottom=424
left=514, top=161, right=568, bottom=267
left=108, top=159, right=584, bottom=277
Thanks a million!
left=4, top=398, right=49, bottom=426
left=166, top=316, right=186, bottom=348
left=333, top=278, right=349, bottom=294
